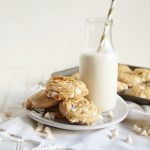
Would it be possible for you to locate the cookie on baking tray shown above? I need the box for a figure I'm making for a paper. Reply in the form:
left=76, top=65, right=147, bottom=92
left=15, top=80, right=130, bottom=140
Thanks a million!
left=26, top=90, right=59, bottom=109
left=59, top=97, right=100, bottom=125
left=133, top=68, right=150, bottom=82
left=46, top=76, right=89, bottom=101
left=118, top=64, right=133, bottom=74
left=124, top=85, right=150, bottom=99
left=117, top=81, right=128, bottom=92
left=118, top=72, right=143, bottom=87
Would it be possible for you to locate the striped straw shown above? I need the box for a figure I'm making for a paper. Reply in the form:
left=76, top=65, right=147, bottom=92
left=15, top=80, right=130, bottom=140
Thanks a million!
left=97, top=0, right=116, bottom=52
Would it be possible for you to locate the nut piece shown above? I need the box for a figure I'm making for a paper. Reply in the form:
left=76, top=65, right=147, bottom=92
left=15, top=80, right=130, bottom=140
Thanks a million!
left=107, top=111, right=114, bottom=119
left=35, top=122, right=44, bottom=132
left=133, top=124, right=142, bottom=134
left=124, top=135, right=133, bottom=144
left=140, top=130, right=149, bottom=136
left=110, top=128, right=118, bottom=139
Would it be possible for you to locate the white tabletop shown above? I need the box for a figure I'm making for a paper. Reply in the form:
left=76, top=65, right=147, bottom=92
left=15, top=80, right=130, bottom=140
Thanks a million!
left=0, top=67, right=54, bottom=150
left=0, top=67, right=150, bottom=150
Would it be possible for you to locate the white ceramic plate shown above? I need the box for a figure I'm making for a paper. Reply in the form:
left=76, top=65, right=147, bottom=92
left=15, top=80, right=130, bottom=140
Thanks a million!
left=26, top=95, right=128, bottom=130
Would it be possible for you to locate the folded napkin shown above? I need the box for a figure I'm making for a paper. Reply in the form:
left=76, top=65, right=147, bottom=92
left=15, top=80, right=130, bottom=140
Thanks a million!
left=0, top=85, right=150, bottom=150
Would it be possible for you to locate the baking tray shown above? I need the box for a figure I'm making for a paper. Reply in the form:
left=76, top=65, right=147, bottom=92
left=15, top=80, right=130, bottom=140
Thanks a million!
left=52, top=65, right=150, bottom=105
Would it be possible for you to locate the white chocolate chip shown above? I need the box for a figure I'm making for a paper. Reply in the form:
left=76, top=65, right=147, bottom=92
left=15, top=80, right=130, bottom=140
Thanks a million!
left=70, top=93, right=75, bottom=98
left=35, top=123, right=44, bottom=132
left=44, top=112, right=55, bottom=120
left=51, top=91, right=58, bottom=97
left=125, top=135, right=133, bottom=144
left=44, top=112, right=51, bottom=119
left=107, top=111, right=114, bottom=119
left=49, top=112, right=55, bottom=120
left=75, top=88, right=81, bottom=95
left=98, top=114, right=103, bottom=119
left=110, top=128, right=118, bottom=139
left=140, top=130, right=149, bottom=136
left=133, top=124, right=142, bottom=133
left=44, top=126, right=51, bottom=134
left=44, top=126, right=54, bottom=139
left=46, top=134, right=54, bottom=140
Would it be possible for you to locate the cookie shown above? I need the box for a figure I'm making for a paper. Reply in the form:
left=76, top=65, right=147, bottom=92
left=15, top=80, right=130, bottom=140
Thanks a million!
left=59, top=97, right=100, bottom=125
left=71, top=73, right=80, bottom=80
left=117, top=81, right=128, bottom=92
left=134, top=68, right=150, bottom=82
left=118, top=64, right=133, bottom=74
left=118, top=72, right=142, bottom=87
left=124, top=85, right=150, bottom=99
left=46, top=76, right=89, bottom=101
left=26, top=90, right=59, bottom=109
left=145, top=82, right=150, bottom=88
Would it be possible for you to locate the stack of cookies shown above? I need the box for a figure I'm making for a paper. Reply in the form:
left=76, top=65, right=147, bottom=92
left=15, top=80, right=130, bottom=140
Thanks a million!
left=117, top=64, right=150, bottom=100
left=26, top=74, right=100, bottom=125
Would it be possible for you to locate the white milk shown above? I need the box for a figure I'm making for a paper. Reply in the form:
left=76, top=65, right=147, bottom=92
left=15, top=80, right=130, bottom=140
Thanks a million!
left=80, top=49, right=118, bottom=112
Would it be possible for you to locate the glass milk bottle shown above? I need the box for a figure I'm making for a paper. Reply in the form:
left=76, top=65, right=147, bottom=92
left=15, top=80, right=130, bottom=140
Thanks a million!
left=80, top=18, right=118, bottom=112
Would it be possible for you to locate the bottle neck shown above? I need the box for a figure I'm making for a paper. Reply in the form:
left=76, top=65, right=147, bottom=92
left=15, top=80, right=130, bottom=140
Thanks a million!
left=84, top=19, right=113, bottom=52
left=99, top=25, right=114, bottom=53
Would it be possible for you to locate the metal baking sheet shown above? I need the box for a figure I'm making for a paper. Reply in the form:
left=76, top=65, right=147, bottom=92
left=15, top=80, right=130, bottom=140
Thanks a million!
left=52, top=65, right=150, bottom=105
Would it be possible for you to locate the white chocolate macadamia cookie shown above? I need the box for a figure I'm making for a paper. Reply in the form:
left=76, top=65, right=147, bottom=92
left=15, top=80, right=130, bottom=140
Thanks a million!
left=26, top=90, right=59, bottom=109
left=59, top=97, right=100, bottom=125
left=134, top=68, right=150, bottom=82
left=46, top=76, right=89, bottom=101
left=118, top=64, right=133, bottom=74
left=118, top=72, right=142, bottom=87
left=117, top=81, right=128, bottom=92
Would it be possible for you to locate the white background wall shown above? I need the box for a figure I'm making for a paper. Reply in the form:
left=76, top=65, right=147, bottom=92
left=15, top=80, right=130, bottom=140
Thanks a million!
left=0, top=0, right=150, bottom=69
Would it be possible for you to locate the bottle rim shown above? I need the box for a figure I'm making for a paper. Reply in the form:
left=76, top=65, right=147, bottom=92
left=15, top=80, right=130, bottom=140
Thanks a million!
left=85, top=18, right=113, bottom=25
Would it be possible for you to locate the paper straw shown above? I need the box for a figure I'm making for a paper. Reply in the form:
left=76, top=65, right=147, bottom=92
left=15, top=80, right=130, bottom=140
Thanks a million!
left=97, top=0, right=116, bottom=52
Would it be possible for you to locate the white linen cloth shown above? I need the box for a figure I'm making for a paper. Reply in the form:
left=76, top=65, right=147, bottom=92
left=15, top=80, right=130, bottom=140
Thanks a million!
left=0, top=85, right=150, bottom=150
